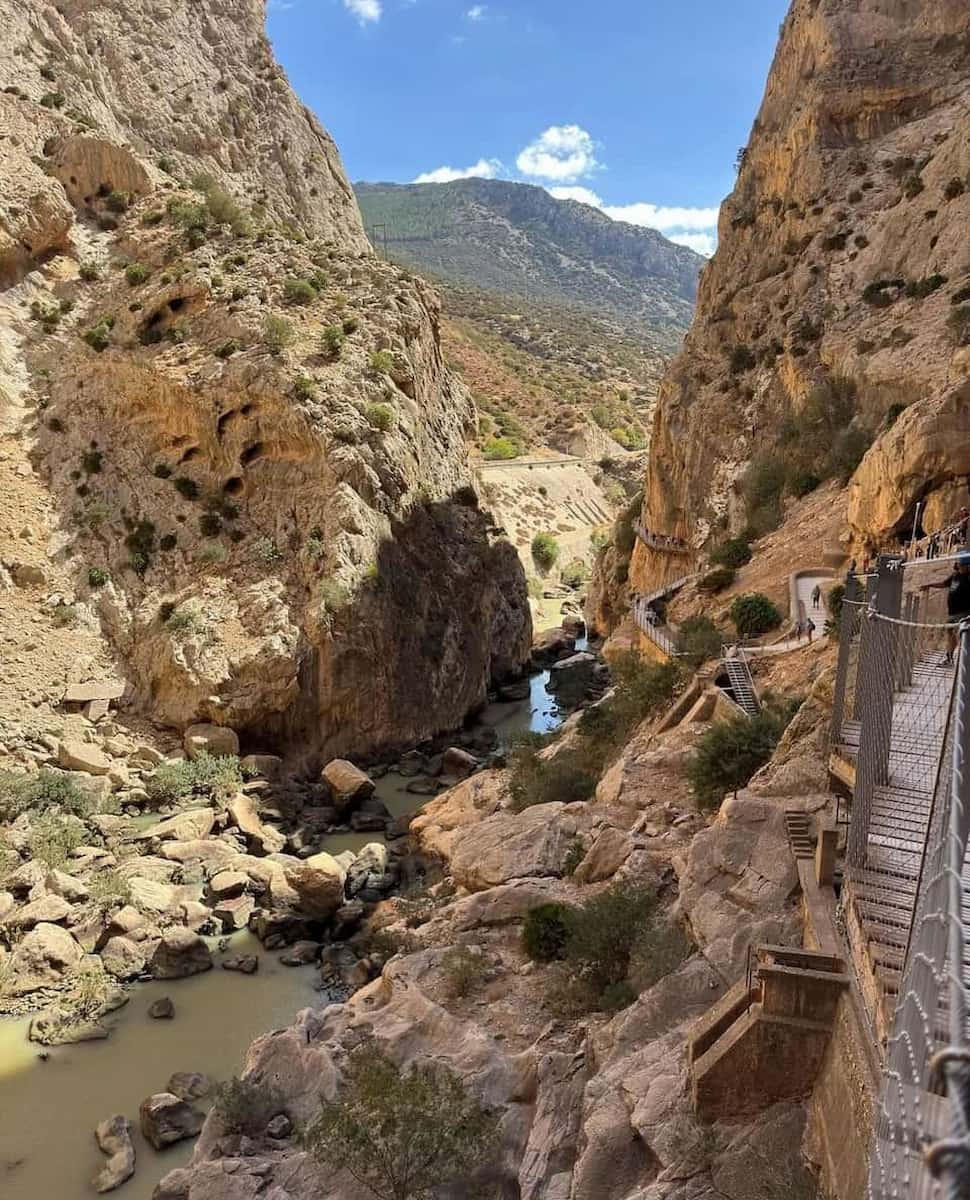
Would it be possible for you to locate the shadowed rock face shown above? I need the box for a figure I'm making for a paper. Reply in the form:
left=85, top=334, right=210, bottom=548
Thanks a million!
left=627, top=0, right=970, bottom=595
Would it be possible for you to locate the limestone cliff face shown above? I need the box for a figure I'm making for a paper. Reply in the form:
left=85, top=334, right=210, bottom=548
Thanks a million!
left=634, top=0, right=970, bottom=595
left=0, top=0, right=530, bottom=757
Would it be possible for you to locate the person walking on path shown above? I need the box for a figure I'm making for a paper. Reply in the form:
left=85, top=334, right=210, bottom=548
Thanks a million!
left=807, top=618, right=815, bottom=644
left=811, top=583, right=822, bottom=609
left=921, top=552, right=970, bottom=665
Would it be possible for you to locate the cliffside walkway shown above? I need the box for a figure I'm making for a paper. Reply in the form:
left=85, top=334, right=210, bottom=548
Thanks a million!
left=830, top=556, right=970, bottom=1200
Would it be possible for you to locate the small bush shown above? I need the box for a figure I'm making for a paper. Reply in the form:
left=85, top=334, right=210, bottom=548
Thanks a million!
left=862, top=278, right=905, bottom=308
left=213, top=1075, right=286, bottom=1137
left=254, top=537, right=283, bottom=565
left=88, top=870, right=132, bottom=911
left=283, top=277, right=317, bottom=305
left=144, top=752, right=243, bottom=806
left=676, top=616, right=724, bottom=667
left=944, top=178, right=966, bottom=201
left=688, top=704, right=796, bottom=809
left=28, top=813, right=85, bottom=869
left=79, top=262, right=100, bottom=282
left=522, top=903, right=574, bottom=962
left=165, top=606, right=202, bottom=638
left=0, top=769, right=89, bottom=822
left=369, top=349, right=394, bottom=374
left=364, top=402, right=395, bottom=433
left=125, top=262, right=150, bottom=286
left=482, top=436, right=518, bottom=460
left=903, top=173, right=924, bottom=199
left=506, top=740, right=598, bottom=811
left=104, top=191, right=129, bottom=214
left=215, top=338, right=240, bottom=359
left=40, top=91, right=66, bottom=109
left=155, top=465, right=172, bottom=481
left=698, top=567, right=736, bottom=594
left=81, top=449, right=103, bottom=475
left=197, top=542, right=227, bottom=564
left=174, top=476, right=200, bottom=500
left=82, top=318, right=114, bottom=353
left=561, top=837, right=586, bottom=876
left=531, top=532, right=560, bottom=573
left=321, top=325, right=345, bottom=358
left=709, top=537, right=752, bottom=569
left=199, top=512, right=222, bottom=538
left=319, top=578, right=350, bottom=614
left=905, top=274, right=947, bottom=299
left=263, top=314, right=295, bottom=355
left=87, top=567, right=109, bottom=588
left=560, top=559, right=587, bottom=589
left=828, top=583, right=846, bottom=624
left=441, top=946, right=488, bottom=999
left=729, top=593, right=782, bottom=640
left=342, top=316, right=359, bottom=335
left=293, top=375, right=316, bottom=400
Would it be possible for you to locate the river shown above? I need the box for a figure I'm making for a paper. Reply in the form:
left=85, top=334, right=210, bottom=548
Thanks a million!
left=0, top=641, right=587, bottom=1200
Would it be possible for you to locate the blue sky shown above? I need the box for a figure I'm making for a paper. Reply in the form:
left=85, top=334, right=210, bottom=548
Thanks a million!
left=267, top=0, right=790, bottom=256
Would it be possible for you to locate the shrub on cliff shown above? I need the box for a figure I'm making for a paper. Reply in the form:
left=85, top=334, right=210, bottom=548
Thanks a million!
left=482, top=436, right=517, bottom=460
left=676, top=616, right=724, bottom=667
left=213, top=1076, right=286, bottom=1137
left=729, top=593, right=782, bottom=640
left=441, top=946, right=488, bottom=999
left=697, top=567, right=735, bottom=594
left=321, top=325, right=345, bottom=358
left=948, top=305, right=970, bottom=347
left=365, top=403, right=396, bottom=433
left=283, top=277, right=317, bottom=305
left=522, top=903, right=574, bottom=962
left=531, top=532, right=560, bottom=573
left=0, top=769, right=88, bottom=822
left=305, top=1043, right=498, bottom=1200
left=506, top=738, right=599, bottom=811
left=263, top=314, right=295, bottom=355
left=709, top=538, right=751, bottom=569
left=687, top=703, right=795, bottom=809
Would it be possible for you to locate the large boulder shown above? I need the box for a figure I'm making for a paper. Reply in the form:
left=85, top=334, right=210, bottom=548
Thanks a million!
left=7, top=923, right=83, bottom=994
left=573, top=828, right=634, bottom=885
left=137, top=809, right=216, bottom=843
left=320, top=759, right=374, bottom=815
left=93, top=1115, right=135, bottom=1193
left=531, top=626, right=577, bottom=666
left=284, top=853, right=345, bottom=920
left=228, top=793, right=285, bottom=855
left=149, top=930, right=212, bottom=979
left=139, top=1092, right=204, bottom=1150
left=3, top=893, right=72, bottom=931
left=183, top=724, right=239, bottom=760
left=101, top=936, right=147, bottom=981
left=447, top=802, right=576, bottom=893
left=58, top=740, right=112, bottom=776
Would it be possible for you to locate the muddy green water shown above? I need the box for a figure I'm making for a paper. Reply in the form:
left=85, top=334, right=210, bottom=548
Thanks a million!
left=0, top=934, right=319, bottom=1200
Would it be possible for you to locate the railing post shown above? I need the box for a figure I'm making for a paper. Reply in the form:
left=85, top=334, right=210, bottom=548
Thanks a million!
left=848, top=555, right=904, bottom=867
left=830, top=572, right=862, bottom=746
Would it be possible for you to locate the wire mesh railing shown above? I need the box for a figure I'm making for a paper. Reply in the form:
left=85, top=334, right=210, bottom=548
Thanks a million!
left=865, top=621, right=970, bottom=1200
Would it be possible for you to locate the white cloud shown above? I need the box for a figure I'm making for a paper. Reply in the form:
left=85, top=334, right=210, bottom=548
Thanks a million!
left=466, top=4, right=486, bottom=18
left=413, top=157, right=502, bottom=184
left=343, top=0, right=382, bottom=23
left=668, top=231, right=717, bottom=256
left=601, top=201, right=720, bottom=232
left=516, top=125, right=599, bottom=182
left=546, top=185, right=718, bottom=256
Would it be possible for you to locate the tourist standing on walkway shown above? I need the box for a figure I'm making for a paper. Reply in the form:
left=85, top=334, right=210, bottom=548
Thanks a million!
left=921, top=552, right=970, bottom=664
left=811, top=584, right=821, bottom=609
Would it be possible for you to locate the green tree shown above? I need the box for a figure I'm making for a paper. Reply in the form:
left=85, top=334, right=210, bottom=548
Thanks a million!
left=305, top=1043, right=498, bottom=1200
left=531, top=532, right=560, bottom=573
left=729, top=593, right=782, bottom=640
left=709, top=538, right=752, bottom=569
left=482, top=436, right=517, bottom=461
left=676, top=616, right=724, bottom=667
left=687, top=706, right=794, bottom=809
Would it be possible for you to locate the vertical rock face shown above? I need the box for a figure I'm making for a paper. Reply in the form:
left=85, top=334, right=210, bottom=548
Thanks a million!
left=634, top=0, right=970, bottom=594
left=0, top=0, right=530, bottom=756
left=1, top=0, right=366, bottom=252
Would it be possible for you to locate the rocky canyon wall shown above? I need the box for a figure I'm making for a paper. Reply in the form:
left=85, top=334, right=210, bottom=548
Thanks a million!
left=0, top=0, right=530, bottom=759
left=632, top=0, right=970, bottom=597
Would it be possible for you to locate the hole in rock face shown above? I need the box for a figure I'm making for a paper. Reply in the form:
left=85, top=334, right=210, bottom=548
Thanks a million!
left=223, top=477, right=244, bottom=496
left=239, top=403, right=256, bottom=416
left=240, top=442, right=264, bottom=466
left=179, top=446, right=200, bottom=464
left=216, top=410, right=237, bottom=437
left=168, top=297, right=186, bottom=313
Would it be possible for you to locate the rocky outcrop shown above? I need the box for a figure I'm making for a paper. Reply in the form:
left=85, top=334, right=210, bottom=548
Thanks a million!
left=93, top=1114, right=136, bottom=1194
left=0, top=0, right=530, bottom=762
left=632, top=0, right=970, bottom=595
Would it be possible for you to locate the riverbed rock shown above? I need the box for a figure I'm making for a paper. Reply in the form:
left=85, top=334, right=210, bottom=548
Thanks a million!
left=45, top=869, right=90, bottom=904
left=101, top=935, right=148, bottom=980
left=442, top=747, right=479, bottom=778
left=279, top=940, right=321, bottom=966
left=58, top=740, right=112, bottom=776
left=127, top=876, right=178, bottom=914
left=183, top=724, right=239, bottom=760
left=7, top=923, right=83, bottom=994
left=3, top=893, right=72, bottom=931
left=150, top=929, right=213, bottom=979
left=546, top=651, right=598, bottom=701
left=149, top=996, right=175, bottom=1019
left=139, top=1092, right=205, bottom=1150
left=222, top=954, right=259, bottom=974
left=209, top=870, right=249, bottom=900
left=320, top=759, right=374, bottom=814
left=227, top=793, right=286, bottom=855
left=103, top=905, right=147, bottom=941
left=213, top=894, right=255, bottom=932
left=93, top=1114, right=136, bottom=1193
left=240, top=754, right=282, bottom=779
left=531, top=627, right=577, bottom=666
left=160, top=839, right=238, bottom=869
left=138, top=808, right=217, bottom=843
left=168, top=1072, right=213, bottom=1101
left=331, top=900, right=365, bottom=938
left=284, top=853, right=345, bottom=920
left=345, top=843, right=389, bottom=898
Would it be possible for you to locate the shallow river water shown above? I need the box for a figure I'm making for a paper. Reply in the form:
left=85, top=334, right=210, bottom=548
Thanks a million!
left=0, top=642, right=587, bottom=1199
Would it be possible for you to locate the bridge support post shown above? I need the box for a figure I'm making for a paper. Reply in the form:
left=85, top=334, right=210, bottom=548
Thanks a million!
left=848, top=556, right=904, bottom=867
left=830, top=573, right=862, bottom=746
